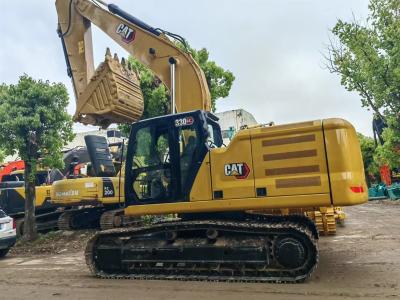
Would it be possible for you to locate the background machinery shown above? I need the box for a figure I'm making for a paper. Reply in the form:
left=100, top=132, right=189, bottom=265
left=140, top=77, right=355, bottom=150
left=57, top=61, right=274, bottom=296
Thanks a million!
left=0, top=160, right=25, bottom=182
left=51, top=135, right=138, bottom=230
left=0, top=148, right=92, bottom=236
left=372, top=116, right=394, bottom=186
left=0, top=169, right=62, bottom=236
left=367, top=116, right=400, bottom=200
left=55, top=0, right=368, bottom=282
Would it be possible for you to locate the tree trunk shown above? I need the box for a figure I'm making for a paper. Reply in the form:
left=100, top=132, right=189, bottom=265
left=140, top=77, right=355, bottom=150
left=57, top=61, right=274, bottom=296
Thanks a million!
left=23, top=162, right=37, bottom=241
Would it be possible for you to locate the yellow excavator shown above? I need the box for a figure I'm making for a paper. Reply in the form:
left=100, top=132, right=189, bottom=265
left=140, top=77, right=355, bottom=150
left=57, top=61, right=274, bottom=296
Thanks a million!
left=0, top=169, right=62, bottom=236
left=50, top=134, right=139, bottom=230
left=55, top=0, right=368, bottom=282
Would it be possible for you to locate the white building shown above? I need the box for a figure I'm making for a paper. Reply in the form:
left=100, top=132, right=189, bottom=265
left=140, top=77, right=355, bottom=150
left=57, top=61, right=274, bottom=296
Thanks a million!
left=215, top=109, right=258, bottom=144
left=63, top=129, right=123, bottom=151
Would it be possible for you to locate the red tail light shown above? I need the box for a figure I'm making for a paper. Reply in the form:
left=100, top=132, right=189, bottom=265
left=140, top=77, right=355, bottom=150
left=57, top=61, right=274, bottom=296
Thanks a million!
left=12, top=218, right=16, bottom=229
left=350, top=186, right=364, bottom=193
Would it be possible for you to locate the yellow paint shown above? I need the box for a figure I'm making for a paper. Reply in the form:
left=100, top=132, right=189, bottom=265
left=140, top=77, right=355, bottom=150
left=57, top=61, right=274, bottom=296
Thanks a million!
left=78, top=41, right=85, bottom=54
left=323, top=118, right=368, bottom=206
left=50, top=177, right=125, bottom=206
left=14, top=185, right=52, bottom=207
left=250, top=120, right=330, bottom=197
left=125, top=193, right=331, bottom=216
left=189, top=155, right=212, bottom=201
left=210, top=130, right=255, bottom=199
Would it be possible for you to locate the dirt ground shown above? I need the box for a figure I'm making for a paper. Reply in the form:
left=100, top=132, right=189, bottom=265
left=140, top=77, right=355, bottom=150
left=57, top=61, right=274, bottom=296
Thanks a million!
left=0, top=201, right=399, bottom=300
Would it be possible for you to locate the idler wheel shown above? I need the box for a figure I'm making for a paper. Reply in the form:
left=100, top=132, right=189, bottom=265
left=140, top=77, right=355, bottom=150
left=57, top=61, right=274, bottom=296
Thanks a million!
left=274, top=237, right=306, bottom=268
left=206, top=228, right=218, bottom=240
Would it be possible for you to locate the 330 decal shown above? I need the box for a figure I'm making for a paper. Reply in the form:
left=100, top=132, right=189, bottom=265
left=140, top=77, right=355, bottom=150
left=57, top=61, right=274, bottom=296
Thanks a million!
left=174, top=116, right=194, bottom=127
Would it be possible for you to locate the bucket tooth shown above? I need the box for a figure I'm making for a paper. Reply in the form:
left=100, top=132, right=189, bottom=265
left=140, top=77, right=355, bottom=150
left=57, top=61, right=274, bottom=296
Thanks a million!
left=105, top=47, right=112, bottom=59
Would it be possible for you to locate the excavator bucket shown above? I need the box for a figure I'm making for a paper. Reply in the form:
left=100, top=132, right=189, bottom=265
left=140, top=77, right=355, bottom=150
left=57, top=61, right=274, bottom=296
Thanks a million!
left=74, top=50, right=144, bottom=128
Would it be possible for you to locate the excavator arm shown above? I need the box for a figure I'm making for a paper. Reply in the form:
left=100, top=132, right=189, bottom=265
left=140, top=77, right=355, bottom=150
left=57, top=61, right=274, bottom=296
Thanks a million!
left=56, top=0, right=211, bottom=127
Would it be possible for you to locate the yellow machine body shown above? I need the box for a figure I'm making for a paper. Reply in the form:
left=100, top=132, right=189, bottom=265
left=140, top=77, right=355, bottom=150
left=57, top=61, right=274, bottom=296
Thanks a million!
left=10, top=185, right=52, bottom=208
left=125, top=118, right=367, bottom=216
left=0, top=169, right=53, bottom=210
left=50, top=177, right=124, bottom=206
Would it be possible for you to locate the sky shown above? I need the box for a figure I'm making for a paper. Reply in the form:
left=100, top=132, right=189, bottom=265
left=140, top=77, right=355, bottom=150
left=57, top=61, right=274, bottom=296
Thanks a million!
left=0, top=0, right=373, bottom=135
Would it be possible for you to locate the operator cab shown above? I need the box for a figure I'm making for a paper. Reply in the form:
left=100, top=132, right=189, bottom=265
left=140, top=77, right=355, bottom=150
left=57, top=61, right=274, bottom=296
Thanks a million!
left=125, top=110, right=222, bottom=205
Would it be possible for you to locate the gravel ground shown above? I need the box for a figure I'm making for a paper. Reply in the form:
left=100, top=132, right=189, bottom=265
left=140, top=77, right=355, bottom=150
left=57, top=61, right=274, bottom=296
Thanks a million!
left=0, top=201, right=399, bottom=300
left=10, top=230, right=97, bottom=256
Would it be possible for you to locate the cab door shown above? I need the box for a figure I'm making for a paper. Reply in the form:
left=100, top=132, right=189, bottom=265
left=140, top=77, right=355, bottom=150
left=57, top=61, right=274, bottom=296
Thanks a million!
left=125, top=111, right=210, bottom=206
left=126, top=122, right=176, bottom=204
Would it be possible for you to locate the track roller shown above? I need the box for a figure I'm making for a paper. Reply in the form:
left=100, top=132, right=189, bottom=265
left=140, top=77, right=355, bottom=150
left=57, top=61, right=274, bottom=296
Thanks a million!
left=58, top=209, right=104, bottom=230
left=100, top=209, right=141, bottom=230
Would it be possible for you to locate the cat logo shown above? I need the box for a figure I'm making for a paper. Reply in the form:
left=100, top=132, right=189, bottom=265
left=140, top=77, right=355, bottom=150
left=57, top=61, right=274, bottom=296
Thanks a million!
left=116, top=24, right=136, bottom=43
left=224, top=163, right=250, bottom=179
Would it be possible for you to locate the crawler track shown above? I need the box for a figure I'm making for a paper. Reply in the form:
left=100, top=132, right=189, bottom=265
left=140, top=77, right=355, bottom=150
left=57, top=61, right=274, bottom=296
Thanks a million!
left=58, top=208, right=106, bottom=230
left=15, top=211, right=63, bottom=237
left=86, top=214, right=318, bottom=283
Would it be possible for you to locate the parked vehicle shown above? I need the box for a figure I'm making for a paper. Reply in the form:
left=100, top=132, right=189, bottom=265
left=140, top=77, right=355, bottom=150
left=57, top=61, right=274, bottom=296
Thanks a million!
left=0, top=209, right=16, bottom=258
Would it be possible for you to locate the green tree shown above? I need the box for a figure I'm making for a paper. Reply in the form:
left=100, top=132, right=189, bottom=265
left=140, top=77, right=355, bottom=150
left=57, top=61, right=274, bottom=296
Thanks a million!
left=0, top=75, right=74, bottom=241
left=325, top=0, right=400, bottom=166
left=128, top=58, right=170, bottom=120
left=120, top=44, right=235, bottom=135
left=358, top=133, right=379, bottom=184
left=374, top=123, right=400, bottom=168
left=0, top=149, right=5, bottom=164
left=183, top=46, right=235, bottom=112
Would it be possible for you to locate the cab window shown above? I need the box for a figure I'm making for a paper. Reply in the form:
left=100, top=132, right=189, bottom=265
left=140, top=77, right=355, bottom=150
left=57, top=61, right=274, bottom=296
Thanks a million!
left=131, top=126, right=172, bottom=201
left=207, top=122, right=223, bottom=148
left=178, top=124, right=198, bottom=188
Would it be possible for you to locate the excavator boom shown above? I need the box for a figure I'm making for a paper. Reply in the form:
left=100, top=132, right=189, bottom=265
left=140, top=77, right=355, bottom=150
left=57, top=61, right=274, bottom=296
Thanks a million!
left=56, top=0, right=211, bottom=127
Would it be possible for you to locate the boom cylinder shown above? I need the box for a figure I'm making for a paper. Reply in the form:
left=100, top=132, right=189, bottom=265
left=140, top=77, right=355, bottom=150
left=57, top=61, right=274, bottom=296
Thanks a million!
left=107, top=3, right=161, bottom=36
left=169, top=57, right=177, bottom=114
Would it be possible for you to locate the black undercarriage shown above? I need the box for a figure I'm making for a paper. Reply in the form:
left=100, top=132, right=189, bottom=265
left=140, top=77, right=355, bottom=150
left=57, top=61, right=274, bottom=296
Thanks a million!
left=85, top=214, right=318, bottom=283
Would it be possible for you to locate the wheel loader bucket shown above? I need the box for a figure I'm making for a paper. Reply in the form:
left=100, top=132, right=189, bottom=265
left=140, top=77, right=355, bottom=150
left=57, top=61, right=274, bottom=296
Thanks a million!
left=74, top=51, right=144, bottom=128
